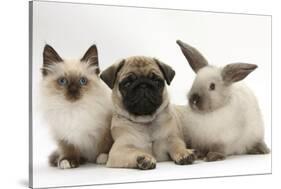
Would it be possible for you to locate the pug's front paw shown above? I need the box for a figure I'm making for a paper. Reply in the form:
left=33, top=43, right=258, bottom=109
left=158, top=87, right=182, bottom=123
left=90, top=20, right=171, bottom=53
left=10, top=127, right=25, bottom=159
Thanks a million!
left=174, top=149, right=196, bottom=165
left=136, top=155, right=156, bottom=170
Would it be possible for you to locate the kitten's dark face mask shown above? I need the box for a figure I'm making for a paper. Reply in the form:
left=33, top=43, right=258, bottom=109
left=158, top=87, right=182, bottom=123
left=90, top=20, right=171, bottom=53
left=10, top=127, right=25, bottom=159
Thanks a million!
left=42, top=44, right=100, bottom=102
left=119, top=73, right=165, bottom=116
left=56, top=75, right=89, bottom=102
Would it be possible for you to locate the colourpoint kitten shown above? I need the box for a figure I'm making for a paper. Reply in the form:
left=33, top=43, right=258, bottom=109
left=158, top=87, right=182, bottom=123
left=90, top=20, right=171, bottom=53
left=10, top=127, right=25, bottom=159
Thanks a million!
left=40, top=44, right=113, bottom=169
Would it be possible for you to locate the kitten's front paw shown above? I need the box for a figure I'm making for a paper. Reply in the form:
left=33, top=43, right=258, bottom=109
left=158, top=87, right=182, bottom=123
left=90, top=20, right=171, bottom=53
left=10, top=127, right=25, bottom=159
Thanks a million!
left=205, top=152, right=226, bottom=162
left=174, top=149, right=196, bottom=165
left=136, top=155, right=156, bottom=170
left=58, top=158, right=79, bottom=169
left=96, top=153, right=109, bottom=164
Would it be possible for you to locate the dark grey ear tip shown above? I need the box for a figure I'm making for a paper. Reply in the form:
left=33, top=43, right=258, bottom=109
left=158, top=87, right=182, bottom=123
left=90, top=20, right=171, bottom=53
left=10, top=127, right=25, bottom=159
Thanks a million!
left=88, top=44, right=97, bottom=50
left=176, top=39, right=191, bottom=49
left=84, top=44, right=98, bottom=54
left=252, top=64, right=258, bottom=69
left=176, top=40, right=208, bottom=73
left=43, top=44, right=53, bottom=51
left=176, top=40, right=182, bottom=45
left=251, top=65, right=258, bottom=71
left=176, top=40, right=186, bottom=48
left=244, top=63, right=258, bottom=71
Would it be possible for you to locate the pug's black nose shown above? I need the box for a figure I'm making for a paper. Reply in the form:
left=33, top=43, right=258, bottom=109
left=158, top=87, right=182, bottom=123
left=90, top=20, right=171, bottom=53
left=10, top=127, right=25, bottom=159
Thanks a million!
left=190, top=93, right=200, bottom=105
left=140, top=83, right=147, bottom=89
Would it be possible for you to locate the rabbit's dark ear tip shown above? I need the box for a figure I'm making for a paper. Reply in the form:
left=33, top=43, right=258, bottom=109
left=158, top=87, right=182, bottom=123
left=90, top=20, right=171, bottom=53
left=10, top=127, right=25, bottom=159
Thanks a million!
left=89, top=44, right=97, bottom=48
left=246, top=64, right=258, bottom=70
left=176, top=40, right=182, bottom=45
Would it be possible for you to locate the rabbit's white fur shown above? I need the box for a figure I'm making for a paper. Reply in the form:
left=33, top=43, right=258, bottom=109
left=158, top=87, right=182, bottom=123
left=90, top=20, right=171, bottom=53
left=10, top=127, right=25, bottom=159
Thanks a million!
left=176, top=40, right=269, bottom=158
left=179, top=75, right=264, bottom=155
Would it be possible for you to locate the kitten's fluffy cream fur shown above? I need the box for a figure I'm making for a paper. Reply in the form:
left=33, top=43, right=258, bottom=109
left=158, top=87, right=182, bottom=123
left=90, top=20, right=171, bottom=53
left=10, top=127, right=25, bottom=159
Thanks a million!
left=40, top=46, right=112, bottom=168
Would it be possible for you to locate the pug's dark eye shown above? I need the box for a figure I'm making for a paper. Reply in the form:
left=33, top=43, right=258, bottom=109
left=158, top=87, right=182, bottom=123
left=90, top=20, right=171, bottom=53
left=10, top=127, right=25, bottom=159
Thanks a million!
left=209, top=83, right=216, bottom=90
left=122, top=74, right=136, bottom=88
left=128, top=74, right=137, bottom=81
left=57, top=77, right=68, bottom=86
left=154, top=79, right=164, bottom=88
left=150, top=73, right=157, bottom=80
left=124, top=81, right=131, bottom=88
left=79, top=77, right=88, bottom=85
left=155, top=79, right=160, bottom=85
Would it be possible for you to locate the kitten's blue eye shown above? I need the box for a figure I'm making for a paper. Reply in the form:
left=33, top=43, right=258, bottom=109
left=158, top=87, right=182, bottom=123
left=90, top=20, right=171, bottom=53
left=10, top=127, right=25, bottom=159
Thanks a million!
left=79, top=77, right=88, bottom=85
left=57, top=77, right=68, bottom=86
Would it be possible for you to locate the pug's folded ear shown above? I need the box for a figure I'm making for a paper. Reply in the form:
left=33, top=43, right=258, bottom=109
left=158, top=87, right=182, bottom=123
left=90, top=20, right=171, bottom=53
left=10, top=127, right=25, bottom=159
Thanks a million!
left=154, top=59, right=175, bottom=85
left=100, top=59, right=125, bottom=89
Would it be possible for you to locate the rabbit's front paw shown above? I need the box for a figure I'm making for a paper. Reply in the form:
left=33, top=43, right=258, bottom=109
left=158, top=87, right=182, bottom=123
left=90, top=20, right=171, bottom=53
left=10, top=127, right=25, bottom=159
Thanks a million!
left=247, top=141, right=270, bottom=154
left=174, top=149, right=196, bottom=165
left=205, top=152, right=225, bottom=162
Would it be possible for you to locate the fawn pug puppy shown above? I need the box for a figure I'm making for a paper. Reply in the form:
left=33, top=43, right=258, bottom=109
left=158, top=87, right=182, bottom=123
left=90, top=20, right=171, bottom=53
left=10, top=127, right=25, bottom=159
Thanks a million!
left=100, top=56, right=196, bottom=170
left=40, top=44, right=113, bottom=169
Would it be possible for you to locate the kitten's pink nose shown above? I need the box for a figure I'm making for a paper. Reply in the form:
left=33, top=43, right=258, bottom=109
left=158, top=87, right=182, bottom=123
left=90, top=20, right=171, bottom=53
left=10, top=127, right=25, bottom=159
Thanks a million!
left=66, top=84, right=81, bottom=102
left=68, top=84, right=78, bottom=92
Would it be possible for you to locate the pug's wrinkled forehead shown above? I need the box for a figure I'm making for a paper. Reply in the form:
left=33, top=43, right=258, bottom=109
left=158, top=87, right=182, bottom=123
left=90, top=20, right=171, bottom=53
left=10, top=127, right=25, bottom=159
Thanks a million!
left=118, top=56, right=164, bottom=80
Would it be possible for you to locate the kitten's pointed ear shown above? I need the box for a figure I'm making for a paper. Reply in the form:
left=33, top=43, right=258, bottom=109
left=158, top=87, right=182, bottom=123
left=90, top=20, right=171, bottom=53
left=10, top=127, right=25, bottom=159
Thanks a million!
left=100, top=59, right=125, bottom=89
left=222, top=63, right=257, bottom=84
left=81, top=44, right=100, bottom=74
left=176, top=40, right=208, bottom=73
left=42, top=44, right=63, bottom=76
left=154, top=58, right=175, bottom=85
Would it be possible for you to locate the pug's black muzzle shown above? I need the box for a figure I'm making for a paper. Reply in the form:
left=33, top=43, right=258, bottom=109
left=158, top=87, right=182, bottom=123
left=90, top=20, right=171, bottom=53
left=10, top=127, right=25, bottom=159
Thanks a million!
left=119, top=76, right=164, bottom=116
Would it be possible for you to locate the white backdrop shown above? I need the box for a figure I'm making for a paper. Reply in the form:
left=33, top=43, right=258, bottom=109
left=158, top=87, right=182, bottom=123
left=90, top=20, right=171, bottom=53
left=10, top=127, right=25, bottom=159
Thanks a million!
left=2, top=0, right=281, bottom=189
left=31, top=1, right=271, bottom=188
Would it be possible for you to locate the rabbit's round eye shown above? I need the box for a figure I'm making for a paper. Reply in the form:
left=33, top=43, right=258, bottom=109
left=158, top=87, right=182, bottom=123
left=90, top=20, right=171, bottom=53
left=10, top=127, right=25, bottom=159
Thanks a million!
left=57, top=77, right=68, bottom=86
left=79, top=77, right=88, bottom=85
left=209, top=83, right=216, bottom=90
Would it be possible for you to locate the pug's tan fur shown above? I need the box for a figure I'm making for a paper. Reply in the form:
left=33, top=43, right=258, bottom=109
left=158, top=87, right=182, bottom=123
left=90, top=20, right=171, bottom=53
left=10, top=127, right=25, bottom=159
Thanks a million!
left=100, top=56, right=195, bottom=169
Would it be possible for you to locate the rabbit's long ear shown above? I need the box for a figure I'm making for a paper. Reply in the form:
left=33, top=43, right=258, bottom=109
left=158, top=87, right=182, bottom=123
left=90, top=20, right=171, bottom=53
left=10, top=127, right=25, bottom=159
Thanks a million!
left=100, top=59, right=125, bottom=89
left=222, top=63, right=257, bottom=84
left=176, top=40, right=208, bottom=73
